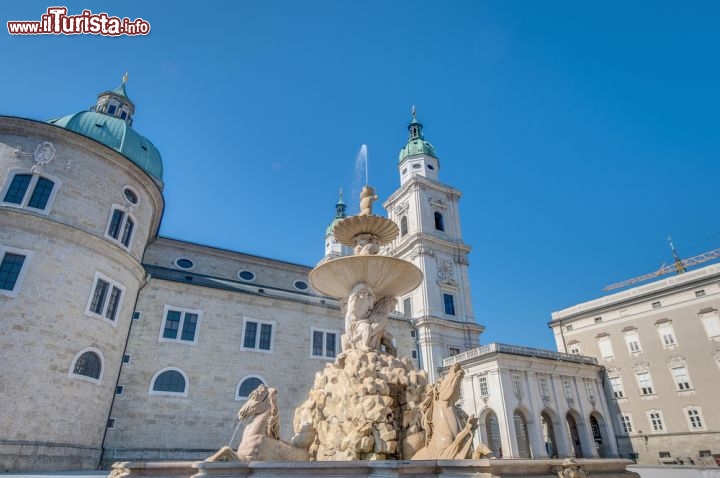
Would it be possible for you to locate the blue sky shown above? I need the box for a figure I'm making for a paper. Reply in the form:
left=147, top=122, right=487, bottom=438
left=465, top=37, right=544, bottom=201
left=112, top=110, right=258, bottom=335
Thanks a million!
left=2, top=1, right=719, bottom=350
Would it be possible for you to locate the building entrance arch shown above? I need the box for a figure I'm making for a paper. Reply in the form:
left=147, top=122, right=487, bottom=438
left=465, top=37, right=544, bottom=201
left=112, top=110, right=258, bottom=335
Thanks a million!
left=566, top=412, right=584, bottom=458
left=541, top=410, right=559, bottom=458
left=513, top=409, right=532, bottom=458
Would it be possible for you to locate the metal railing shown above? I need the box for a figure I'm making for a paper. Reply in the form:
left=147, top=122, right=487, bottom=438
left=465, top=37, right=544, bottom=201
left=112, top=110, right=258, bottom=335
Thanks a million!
left=443, top=342, right=598, bottom=367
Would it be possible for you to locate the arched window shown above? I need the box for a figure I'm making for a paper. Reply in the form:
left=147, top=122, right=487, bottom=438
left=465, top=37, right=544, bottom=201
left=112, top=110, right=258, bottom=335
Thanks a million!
left=150, top=368, right=188, bottom=396
left=72, top=351, right=102, bottom=379
left=434, top=211, right=444, bottom=231
left=483, top=410, right=502, bottom=458
left=237, top=376, right=265, bottom=400
left=400, top=216, right=408, bottom=237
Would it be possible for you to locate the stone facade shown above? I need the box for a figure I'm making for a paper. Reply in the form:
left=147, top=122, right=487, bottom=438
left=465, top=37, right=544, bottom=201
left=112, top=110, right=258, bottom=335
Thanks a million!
left=445, top=343, right=618, bottom=460
left=0, top=117, right=164, bottom=470
left=550, top=264, right=720, bottom=466
left=383, top=147, right=484, bottom=382
left=102, top=237, right=419, bottom=464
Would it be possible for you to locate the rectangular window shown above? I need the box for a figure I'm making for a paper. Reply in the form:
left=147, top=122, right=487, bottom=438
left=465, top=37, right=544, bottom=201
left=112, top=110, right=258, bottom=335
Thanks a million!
left=637, top=372, right=654, bottom=395
left=411, top=349, right=418, bottom=359
left=594, top=317, right=602, bottom=324
left=687, top=408, right=704, bottom=429
left=241, top=318, right=274, bottom=352
left=86, top=273, right=124, bottom=324
left=122, top=354, right=130, bottom=364
left=115, top=385, right=124, bottom=395
left=120, top=217, right=134, bottom=247
left=699, top=311, right=720, bottom=339
left=1, top=172, right=56, bottom=212
left=479, top=375, right=489, bottom=396
left=538, top=376, right=550, bottom=397
left=132, top=311, right=141, bottom=321
left=699, top=450, right=712, bottom=457
left=0, top=249, right=30, bottom=296
left=658, top=451, right=671, bottom=459
left=159, top=307, right=201, bottom=344
left=649, top=411, right=665, bottom=432
left=618, top=414, right=633, bottom=434
left=443, top=293, right=455, bottom=316
left=105, top=206, right=135, bottom=249
left=609, top=376, right=625, bottom=399
left=449, top=346, right=460, bottom=356
left=259, top=323, right=272, bottom=350
left=598, top=338, right=614, bottom=359
left=403, top=297, right=412, bottom=318
left=106, top=418, right=116, bottom=429
left=652, top=301, right=661, bottom=309
left=566, top=324, right=573, bottom=331
left=311, top=328, right=338, bottom=358
left=657, top=323, right=676, bottom=347
left=3, top=173, right=31, bottom=204
left=672, top=366, right=692, bottom=391
left=624, top=333, right=642, bottom=354
left=695, top=290, right=706, bottom=297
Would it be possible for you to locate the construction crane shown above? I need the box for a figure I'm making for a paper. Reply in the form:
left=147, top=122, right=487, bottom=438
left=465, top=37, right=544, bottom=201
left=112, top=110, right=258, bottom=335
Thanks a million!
left=603, top=238, right=720, bottom=292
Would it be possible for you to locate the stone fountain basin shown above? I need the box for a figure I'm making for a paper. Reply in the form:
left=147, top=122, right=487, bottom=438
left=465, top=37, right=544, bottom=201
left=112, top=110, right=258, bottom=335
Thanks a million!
left=333, top=215, right=399, bottom=247
left=310, top=255, right=422, bottom=299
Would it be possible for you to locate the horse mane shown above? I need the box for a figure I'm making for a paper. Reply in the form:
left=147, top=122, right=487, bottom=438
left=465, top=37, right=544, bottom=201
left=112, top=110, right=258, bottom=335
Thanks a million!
left=420, top=384, right=436, bottom=444
left=266, top=388, right=280, bottom=439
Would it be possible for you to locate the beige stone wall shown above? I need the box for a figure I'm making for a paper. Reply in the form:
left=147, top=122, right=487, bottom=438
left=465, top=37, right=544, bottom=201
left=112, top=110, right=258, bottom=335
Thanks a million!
left=0, top=119, right=162, bottom=471
left=103, top=261, right=417, bottom=463
left=550, top=265, right=720, bottom=464
left=143, top=238, right=318, bottom=294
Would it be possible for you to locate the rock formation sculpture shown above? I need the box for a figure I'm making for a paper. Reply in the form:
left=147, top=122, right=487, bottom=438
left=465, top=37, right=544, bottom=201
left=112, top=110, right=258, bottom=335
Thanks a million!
left=207, top=184, right=492, bottom=463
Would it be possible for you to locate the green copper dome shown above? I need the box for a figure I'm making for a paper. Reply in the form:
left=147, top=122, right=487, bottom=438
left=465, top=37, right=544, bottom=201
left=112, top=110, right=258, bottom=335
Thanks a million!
left=398, top=114, right=437, bottom=162
left=47, top=76, right=163, bottom=183
left=325, top=191, right=347, bottom=238
left=48, top=111, right=163, bottom=182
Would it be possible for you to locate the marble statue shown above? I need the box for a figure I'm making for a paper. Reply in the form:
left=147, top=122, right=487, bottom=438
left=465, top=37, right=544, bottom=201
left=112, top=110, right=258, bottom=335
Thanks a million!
left=341, top=283, right=397, bottom=354
left=207, top=385, right=309, bottom=462
left=359, top=185, right=378, bottom=216
left=411, top=363, right=479, bottom=460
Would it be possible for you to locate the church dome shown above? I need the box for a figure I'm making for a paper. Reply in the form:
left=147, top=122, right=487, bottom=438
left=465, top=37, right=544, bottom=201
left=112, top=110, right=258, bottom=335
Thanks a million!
left=325, top=191, right=347, bottom=238
left=398, top=115, right=437, bottom=162
left=47, top=75, right=163, bottom=183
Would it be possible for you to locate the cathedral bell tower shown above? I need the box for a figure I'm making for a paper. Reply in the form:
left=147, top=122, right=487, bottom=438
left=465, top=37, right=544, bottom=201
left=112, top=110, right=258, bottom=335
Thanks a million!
left=384, top=108, right=484, bottom=382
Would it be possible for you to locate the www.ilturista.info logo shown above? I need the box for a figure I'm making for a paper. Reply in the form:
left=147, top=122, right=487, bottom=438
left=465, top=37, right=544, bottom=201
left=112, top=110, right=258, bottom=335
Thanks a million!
left=7, top=7, right=150, bottom=36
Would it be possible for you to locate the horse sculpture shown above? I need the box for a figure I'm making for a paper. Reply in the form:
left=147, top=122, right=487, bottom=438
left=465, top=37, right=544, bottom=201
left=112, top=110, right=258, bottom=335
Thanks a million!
left=411, top=363, right=484, bottom=460
left=206, top=385, right=310, bottom=462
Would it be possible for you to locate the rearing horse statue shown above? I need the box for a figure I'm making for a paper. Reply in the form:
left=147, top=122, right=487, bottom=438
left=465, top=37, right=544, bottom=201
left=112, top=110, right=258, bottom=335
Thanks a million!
left=207, top=385, right=310, bottom=462
left=411, top=363, right=478, bottom=460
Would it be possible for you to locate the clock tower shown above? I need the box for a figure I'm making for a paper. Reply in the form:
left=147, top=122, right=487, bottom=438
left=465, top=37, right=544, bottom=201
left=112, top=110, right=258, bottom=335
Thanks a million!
left=384, top=109, right=484, bottom=381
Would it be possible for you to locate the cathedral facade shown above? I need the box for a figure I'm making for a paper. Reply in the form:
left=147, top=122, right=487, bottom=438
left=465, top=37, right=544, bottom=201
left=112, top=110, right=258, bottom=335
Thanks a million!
left=0, top=79, right=617, bottom=471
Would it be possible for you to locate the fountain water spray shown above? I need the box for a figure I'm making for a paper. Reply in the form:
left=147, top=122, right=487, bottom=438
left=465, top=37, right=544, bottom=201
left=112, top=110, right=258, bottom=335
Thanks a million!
left=355, top=144, right=368, bottom=185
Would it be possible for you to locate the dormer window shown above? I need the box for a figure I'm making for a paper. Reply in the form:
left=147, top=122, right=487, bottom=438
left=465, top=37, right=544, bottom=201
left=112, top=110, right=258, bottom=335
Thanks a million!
left=120, top=111, right=127, bottom=120
left=107, top=104, right=117, bottom=115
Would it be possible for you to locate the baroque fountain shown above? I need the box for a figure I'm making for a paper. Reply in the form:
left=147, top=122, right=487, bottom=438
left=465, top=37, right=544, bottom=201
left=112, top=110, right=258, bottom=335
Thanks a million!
left=111, top=186, right=636, bottom=477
